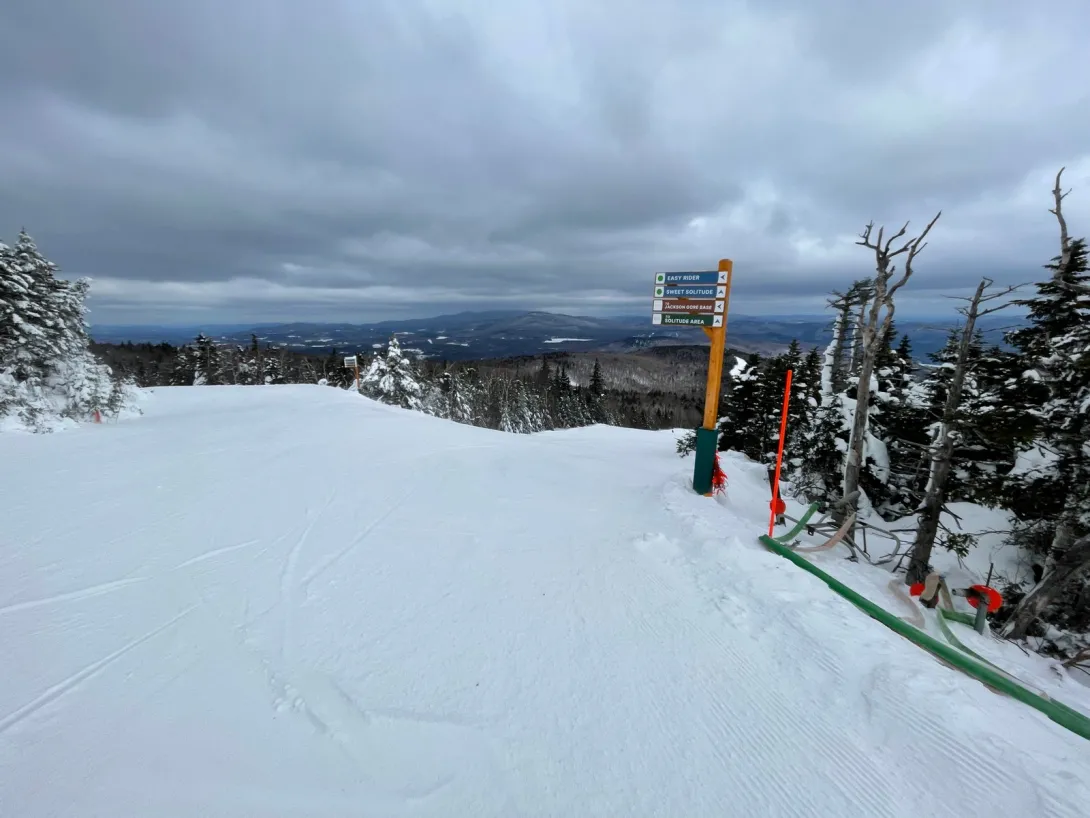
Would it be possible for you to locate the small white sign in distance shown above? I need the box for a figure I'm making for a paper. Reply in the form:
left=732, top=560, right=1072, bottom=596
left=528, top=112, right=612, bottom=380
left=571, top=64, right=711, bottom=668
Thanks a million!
left=344, top=356, right=357, bottom=367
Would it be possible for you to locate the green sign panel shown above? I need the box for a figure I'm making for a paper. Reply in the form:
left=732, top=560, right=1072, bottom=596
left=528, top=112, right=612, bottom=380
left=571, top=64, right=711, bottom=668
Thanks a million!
left=653, top=313, right=724, bottom=327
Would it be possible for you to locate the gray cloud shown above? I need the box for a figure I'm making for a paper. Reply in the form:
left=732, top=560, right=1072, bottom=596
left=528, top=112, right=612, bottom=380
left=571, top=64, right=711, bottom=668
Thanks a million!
left=1, top=0, right=1088, bottom=325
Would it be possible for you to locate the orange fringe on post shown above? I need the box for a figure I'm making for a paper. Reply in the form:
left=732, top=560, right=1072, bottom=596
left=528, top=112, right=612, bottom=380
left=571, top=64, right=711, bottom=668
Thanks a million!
left=711, top=453, right=728, bottom=495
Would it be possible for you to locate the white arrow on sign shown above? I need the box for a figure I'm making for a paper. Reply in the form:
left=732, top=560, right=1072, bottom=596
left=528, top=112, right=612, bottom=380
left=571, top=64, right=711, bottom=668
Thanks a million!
left=712, top=314, right=724, bottom=327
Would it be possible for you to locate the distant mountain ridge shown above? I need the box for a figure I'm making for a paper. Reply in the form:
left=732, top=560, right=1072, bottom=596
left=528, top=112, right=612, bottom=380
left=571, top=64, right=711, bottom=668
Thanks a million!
left=91, top=309, right=1020, bottom=362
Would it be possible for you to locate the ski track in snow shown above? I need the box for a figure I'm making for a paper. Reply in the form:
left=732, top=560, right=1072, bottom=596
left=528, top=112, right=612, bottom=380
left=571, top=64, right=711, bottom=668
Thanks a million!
left=2, top=386, right=1089, bottom=818
left=299, top=495, right=408, bottom=591
left=0, top=576, right=148, bottom=616
left=171, top=539, right=263, bottom=570
left=0, top=605, right=197, bottom=736
left=279, top=490, right=338, bottom=663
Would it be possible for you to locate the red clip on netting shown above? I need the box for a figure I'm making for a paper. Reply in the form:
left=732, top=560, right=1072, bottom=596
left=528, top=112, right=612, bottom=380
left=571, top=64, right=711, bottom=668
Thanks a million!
left=711, top=453, right=728, bottom=495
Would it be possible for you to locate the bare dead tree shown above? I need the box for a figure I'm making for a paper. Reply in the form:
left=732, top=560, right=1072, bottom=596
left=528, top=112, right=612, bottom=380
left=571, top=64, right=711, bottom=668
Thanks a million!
left=839, top=212, right=942, bottom=530
left=904, top=278, right=1019, bottom=585
left=1003, top=534, right=1090, bottom=640
left=1038, top=168, right=1084, bottom=563
left=1063, top=643, right=1090, bottom=672
left=1052, top=167, right=1073, bottom=276
left=1050, top=167, right=1090, bottom=297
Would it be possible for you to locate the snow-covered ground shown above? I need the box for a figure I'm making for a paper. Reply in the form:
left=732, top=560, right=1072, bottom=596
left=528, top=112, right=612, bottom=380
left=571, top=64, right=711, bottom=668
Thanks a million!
left=2, top=386, right=1089, bottom=817
left=773, top=480, right=1090, bottom=710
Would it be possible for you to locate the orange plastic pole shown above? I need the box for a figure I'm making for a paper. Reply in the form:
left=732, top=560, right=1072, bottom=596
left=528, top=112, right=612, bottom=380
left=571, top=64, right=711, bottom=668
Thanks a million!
left=767, top=369, right=794, bottom=537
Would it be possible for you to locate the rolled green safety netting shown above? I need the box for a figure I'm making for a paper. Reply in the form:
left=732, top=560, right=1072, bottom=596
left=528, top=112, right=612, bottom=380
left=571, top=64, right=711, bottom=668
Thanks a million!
left=758, top=533, right=1090, bottom=742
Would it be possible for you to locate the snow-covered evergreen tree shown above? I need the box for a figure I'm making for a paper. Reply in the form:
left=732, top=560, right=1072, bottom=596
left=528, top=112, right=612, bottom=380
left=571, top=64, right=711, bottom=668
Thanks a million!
left=964, top=343, right=1035, bottom=506
left=910, top=326, right=1022, bottom=506
left=1, top=232, right=61, bottom=373
left=768, top=341, right=811, bottom=470
left=193, top=334, right=222, bottom=386
left=1000, top=234, right=1090, bottom=636
left=262, top=346, right=286, bottom=385
left=782, top=346, right=823, bottom=486
left=242, top=335, right=265, bottom=385
left=428, top=367, right=477, bottom=424
left=587, top=358, right=609, bottom=423
left=871, top=330, right=927, bottom=517
left=796, top=313, right=851, bottom=507
left=360, top=336, right=423, bottom=410
left=717, top=354, right=768, bottom=460
left=171, top=344, right=198, bottom=386
left=1, top=230, right=139, bottom=431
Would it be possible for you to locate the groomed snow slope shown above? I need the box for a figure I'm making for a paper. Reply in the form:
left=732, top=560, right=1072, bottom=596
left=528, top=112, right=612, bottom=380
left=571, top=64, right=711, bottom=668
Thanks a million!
left=2, top=386, right=1088, bottom=817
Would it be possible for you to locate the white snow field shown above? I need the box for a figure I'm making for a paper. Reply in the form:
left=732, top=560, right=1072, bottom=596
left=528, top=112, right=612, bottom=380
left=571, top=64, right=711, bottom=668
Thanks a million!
left=2, top=386, right=1089, bottom=818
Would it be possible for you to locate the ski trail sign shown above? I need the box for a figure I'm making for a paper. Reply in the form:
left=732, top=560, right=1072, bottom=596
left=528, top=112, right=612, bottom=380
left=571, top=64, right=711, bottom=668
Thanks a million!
left=652, top=261, right=734, bottom=495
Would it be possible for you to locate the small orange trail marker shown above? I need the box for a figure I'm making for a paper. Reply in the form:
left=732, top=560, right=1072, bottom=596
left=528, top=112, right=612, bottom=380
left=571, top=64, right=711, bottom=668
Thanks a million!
left=966, top=584, right=1003, bottom=613
left=92, top=410, right=102, bottom=424
left=767, top=369, right=793, bottom=537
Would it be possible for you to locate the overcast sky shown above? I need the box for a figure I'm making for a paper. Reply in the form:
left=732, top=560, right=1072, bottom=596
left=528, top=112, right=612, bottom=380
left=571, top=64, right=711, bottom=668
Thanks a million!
left=2, top=0, right=1088, bottom=325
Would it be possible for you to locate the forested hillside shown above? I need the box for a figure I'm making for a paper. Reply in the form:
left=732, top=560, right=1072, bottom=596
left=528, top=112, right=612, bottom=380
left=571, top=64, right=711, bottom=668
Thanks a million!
left=90, top=336, right=742, bottom=432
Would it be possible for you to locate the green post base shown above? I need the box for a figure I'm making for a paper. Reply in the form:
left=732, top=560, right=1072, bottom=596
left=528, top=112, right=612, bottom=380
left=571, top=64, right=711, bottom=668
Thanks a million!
left=692, top=427, right=719, bottom=495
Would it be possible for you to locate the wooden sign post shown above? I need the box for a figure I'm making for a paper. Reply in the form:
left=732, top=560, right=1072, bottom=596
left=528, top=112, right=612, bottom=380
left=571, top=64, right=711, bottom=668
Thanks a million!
left=650, top=259, right=734, bottom=495
left=344, top=355, right=360, bottom=391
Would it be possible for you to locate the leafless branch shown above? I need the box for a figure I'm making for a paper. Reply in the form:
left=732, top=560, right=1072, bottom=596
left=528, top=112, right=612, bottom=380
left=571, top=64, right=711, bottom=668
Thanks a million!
left=953, top=283, right=1021, bottom=317
left=987, top=321, right=1031, bottom=333
left=892, top=438, right=932, bottom=452
left=857, top=221, right=911, bottom=256
left=1057, top=643, right=1090, bottom=669
left=887, top=212, right=942, bottom=304
left=978, top=301, right=1017, bottom=318
left=1051, top=167, right=1071, bottom=273
left=978, top=283, right=1021, bottom=302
